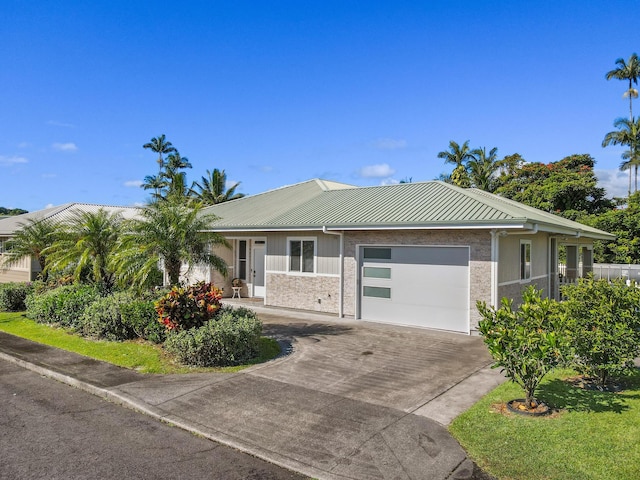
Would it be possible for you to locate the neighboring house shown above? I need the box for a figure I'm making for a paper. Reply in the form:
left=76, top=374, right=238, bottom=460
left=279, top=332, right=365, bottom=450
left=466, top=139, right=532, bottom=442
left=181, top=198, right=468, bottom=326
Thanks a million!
left=0, top=203, right=140, bottom=283
left=200, top=179, right=614, bottom=334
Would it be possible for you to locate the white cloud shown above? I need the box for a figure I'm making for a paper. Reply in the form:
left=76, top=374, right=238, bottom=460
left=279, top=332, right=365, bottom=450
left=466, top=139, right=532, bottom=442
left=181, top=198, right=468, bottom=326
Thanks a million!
left=41, top=173, right=57, bottom=179
left=44, top=203, right=54, bottom=209
left=133, top=202, right=145, bottom=207
left=373, top=138, right=407, bottom=150
left=380, top=178, right=400, bottom=186
left=47, top=120, right=75, bottom=128
left=358, top=163, right=396, bottom=178
left=124, top=180, right=143, bottom=188
left=596, top=169, right=630, bottom=198
left=0, top=155, right=28, bottom=166
left=52, top=142, right=78, bottom=152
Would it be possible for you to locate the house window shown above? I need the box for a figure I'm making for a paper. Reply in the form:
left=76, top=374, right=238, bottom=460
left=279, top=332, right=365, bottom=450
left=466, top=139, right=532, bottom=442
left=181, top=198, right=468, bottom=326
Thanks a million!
left=238, top=240, right=247, bottom=280
left=289, top=238, right=315, bottom=273
left=363, top=267, right=391, bottom=279
left=363, top=286, right=391, bottom=299
left=363, top=247, right=391, bottom=260
left=520, top=240, right=531, bottom=280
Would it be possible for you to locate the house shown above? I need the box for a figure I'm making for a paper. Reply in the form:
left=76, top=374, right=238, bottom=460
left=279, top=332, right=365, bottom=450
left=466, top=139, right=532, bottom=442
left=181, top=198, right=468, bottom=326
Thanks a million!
left=201, top=179, right=614, bottom=334
left=0, top=203, right=140, bottom=283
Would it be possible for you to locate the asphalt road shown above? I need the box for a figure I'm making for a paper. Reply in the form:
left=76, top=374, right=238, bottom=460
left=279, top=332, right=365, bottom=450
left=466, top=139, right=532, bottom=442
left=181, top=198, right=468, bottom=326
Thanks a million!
left=0, top=359, right=305, bottom=480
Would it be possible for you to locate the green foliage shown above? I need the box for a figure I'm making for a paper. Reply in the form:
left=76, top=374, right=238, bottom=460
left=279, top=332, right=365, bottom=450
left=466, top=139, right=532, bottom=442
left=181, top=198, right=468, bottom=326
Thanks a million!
left=164, top=309, right=262, bottom=367
left=155, top=282, right=223, bottom=331
left=477, top=287, right=568, bottom=408
left=0, top=282, right=34, bottom=311
left=121, top=299, right=166, bottom=344
left=584, top=192, right=640, bottom=263
left=2, top=218, right=59, bottom=277
left=25, top=284, right=101, bottom=329
left=189, top=168, right=245, bottom=205
left=79, top=291, right=138, bottom=340
left=113, top=201, right=229, bottom=287
left=494, top=154, right=614, bottom=218
left=561, top=278, right=640, bottom=388
left=0, top=207, right=28, bottom=215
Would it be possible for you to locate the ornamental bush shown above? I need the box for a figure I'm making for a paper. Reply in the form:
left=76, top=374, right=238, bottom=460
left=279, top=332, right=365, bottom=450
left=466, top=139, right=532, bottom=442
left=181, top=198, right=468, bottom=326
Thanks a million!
left=477, top=286, right=568, bottom=409
left=121, top=298, right=166, bottom=344
left=25, top=284, right=101, bottom=328
left=155, top=282, right=222, bottom=331
left=164, top=308, right=262, bottom=367
left=561, top=278, right=640, bottom=388
left=0, top=282, right=34, bottom=311
left=79, top=291, right=138, bottom=340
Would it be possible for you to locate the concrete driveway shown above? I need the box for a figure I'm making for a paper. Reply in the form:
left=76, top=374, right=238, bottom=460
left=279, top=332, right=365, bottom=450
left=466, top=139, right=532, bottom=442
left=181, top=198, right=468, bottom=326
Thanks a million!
left=247, top=308, right=502, bottom=423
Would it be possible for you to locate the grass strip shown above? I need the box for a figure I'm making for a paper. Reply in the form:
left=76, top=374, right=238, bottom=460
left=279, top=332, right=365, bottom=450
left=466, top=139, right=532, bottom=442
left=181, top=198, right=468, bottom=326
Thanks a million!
left=0, top=312, right=280, bottom=374
left=449, top=368, right=640, bottom=480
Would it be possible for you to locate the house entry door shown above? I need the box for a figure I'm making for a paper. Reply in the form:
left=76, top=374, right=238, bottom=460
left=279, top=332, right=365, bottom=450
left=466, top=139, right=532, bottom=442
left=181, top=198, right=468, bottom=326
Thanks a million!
left=251, top=243, right=266, bottom=298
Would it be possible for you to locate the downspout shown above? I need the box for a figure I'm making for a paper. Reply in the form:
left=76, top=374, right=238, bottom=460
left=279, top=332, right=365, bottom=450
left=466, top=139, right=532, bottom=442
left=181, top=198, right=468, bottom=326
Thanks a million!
left=322, top=226, right=344, bottom=318
left=490, top=230, right=499, bottom=307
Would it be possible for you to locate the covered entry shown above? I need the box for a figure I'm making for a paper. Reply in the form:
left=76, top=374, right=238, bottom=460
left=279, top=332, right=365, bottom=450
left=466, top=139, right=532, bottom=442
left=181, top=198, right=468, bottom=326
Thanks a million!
left=359, top=245, right=470, bottom=333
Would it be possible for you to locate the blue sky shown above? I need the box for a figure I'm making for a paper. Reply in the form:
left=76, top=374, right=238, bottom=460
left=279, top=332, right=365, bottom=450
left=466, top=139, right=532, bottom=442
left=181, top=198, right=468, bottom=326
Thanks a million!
left=1, top=1, right=639, bottom=211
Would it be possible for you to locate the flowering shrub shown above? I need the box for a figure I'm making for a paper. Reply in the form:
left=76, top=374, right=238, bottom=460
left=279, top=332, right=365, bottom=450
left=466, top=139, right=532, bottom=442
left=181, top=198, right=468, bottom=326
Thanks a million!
left=155, top=282, right=222, bottom=331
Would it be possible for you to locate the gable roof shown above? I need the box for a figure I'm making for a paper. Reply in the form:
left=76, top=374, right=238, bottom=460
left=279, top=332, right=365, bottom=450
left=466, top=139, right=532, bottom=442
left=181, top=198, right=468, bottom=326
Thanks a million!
left=0, top=203, right=141, bottom=236
left=202, top=179, right=615, bottom=240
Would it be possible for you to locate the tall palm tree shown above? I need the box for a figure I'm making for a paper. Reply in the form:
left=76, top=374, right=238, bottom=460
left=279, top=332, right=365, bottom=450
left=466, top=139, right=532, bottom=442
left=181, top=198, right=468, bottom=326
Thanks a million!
left=190, top=169, right=244, bottom=205
left=2, top=218, right=59, bottom=279
left=602, top=117, right=640, bottom=195
left=113, top=201, right=229, bottom=287
left=606, top=53, right=640, bottom=121
left=467, top=147, right=500, bottom=192
left=143, top=134, right=177, bottom=197
left=437, top=140, right=473, bottom=187
left=42, top=209, right=123, bottom=290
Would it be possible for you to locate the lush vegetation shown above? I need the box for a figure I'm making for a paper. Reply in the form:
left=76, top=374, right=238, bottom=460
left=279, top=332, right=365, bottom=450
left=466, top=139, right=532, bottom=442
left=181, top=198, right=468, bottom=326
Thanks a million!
left=477, top=280, right=640, bottom=409
left=0, top=282, right=34, bottom=311
left=0, top=207, right=28, bottom=215
left=450, top=368, right=640, bottom=480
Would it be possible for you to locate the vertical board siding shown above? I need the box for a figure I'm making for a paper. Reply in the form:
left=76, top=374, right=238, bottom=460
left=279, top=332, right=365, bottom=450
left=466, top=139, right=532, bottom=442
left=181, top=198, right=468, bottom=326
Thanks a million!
left=265, top=231, right=339, bottom=275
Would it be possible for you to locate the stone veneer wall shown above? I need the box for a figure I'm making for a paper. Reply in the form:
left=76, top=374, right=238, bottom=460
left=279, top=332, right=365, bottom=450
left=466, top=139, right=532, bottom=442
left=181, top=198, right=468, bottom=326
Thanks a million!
left=342, top=230, right=492, bottom=332
left=265, top=273, right=340, bottom=314
left=498, top=277, right=548, bottom=308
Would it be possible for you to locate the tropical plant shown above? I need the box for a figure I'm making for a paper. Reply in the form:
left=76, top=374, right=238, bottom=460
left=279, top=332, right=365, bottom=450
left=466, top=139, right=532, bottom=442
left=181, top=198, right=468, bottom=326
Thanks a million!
left=477, top=287, right=568, bottom=409
left=561, top=278, right=640, bottom=389
left=42, top=209, right=123, bottom=290
left=190, top=169, right=244, bottom=205
left=437, top=140, right=473, bottom=187
left=467, top=146, right=500, bottom=192
left=602, top=117, right=640, bottom=194
left=143, top=134, right=177, bottom=197
left=606, top=53, right=640, bottom=121
left=112, top=200, right=229, bottom=287
left=155, top=282, right=223, bottom=331
left=2, top=218, right=59, bottom=279
left=0, top=282, right=34, bottom=312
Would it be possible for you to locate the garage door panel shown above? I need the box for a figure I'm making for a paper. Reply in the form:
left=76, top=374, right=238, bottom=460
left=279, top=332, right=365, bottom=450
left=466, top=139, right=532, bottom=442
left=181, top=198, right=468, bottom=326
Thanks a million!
left=360, top=245, right=470, bottom=333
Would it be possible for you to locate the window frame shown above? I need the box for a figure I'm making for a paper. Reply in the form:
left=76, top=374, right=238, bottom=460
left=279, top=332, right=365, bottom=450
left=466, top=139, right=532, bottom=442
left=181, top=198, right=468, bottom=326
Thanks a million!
left=520, top=240, right=532, bottom=281
left=287, top=237, right=317, bottom=274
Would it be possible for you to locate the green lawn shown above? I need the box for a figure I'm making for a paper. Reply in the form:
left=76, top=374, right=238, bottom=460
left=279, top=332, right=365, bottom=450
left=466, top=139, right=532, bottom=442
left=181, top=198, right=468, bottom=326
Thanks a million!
left=449, top=368, right=640, bottom=480
left=0, top=311, right=280, bottom=374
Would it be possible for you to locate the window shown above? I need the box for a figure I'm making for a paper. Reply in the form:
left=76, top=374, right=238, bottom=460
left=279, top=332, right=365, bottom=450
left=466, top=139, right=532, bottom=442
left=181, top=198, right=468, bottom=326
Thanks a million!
left=363, top=267, right=391, bottom=279
left=363, top=247, right=391, bottom=260
left=363, top=286, right=391, bottom=299
left=289, top=238, right=315, bottom=273
left=520, top=240, right=531, bottom=280
left=238, top=240, right=247, bottom=279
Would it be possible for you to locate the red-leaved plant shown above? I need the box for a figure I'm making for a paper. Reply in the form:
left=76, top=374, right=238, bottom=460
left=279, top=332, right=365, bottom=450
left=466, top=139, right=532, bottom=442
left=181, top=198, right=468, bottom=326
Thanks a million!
left=155, top=282, right=223, bottom=331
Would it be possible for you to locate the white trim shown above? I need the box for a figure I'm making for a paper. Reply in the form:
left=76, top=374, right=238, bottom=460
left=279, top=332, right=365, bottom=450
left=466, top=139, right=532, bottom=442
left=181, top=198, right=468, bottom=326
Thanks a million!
left=286, top=236, right=317, bottom=274
left=266, top=270, right=340, bottom=278
left=520, top=239, right=532, bottom=281
left=490, top=230, right=499, bottom=307
left=322, top=227, right=344, bottom=318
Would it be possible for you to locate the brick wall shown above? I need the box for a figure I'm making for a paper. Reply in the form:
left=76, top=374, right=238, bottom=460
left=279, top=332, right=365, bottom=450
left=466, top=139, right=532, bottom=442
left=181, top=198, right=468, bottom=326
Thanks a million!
left=266, top=273, right=339, bottom=314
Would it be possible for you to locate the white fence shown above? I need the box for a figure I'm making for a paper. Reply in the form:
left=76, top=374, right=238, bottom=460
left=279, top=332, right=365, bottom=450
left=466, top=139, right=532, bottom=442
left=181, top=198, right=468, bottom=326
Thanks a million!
left=592, top=263, right=640, bottom=283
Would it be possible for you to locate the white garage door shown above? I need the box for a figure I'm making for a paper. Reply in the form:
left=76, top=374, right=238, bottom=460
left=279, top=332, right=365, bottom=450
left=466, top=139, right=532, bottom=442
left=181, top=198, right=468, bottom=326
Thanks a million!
left=359, top=246, right=470, bottom=333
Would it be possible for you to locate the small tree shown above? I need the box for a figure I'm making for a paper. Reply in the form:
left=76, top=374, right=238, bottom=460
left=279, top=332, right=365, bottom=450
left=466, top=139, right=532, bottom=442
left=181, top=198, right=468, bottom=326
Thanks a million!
left=561, top=278, right=640, bottom=389
left=477, top=287, right=567, bottom=409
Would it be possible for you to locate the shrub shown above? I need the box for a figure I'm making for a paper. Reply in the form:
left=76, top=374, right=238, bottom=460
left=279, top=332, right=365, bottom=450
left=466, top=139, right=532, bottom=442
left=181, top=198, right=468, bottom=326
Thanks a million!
left=121, top=299, right=166, bottom=344
left=0, top=282, right=34, bottom=311
left=477, top=286, right=568, bottom=409
left=164, top=309, right=262, bottom=367
left=79, top=291, right=137, bottom=340
left=561, top=278, right=640, bottom=388
left=25, top=284, right=101, bottom=328
left=155, top=282, right=222, bottom=331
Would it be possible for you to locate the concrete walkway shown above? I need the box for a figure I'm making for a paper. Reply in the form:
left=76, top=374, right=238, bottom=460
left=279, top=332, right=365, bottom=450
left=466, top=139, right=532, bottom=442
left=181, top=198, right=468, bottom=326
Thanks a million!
left=0, top=307, right=503, bottom=480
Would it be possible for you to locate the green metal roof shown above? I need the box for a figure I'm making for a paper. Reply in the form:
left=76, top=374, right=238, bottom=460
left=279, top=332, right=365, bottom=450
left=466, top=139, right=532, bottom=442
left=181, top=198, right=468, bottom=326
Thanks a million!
left=203, top=179, right=615, bottom=239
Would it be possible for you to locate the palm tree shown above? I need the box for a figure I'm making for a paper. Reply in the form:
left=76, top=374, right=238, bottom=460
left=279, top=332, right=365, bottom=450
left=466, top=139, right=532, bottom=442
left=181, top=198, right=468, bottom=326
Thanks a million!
left=113, top=201, right=229, bottom=287
left=437, top=140, right=473, bottom=187
left=606, top=53, right=640, bottom=121
left=2, top=218, right=59, bottom=279
left=468, top=147, right=500, bottom=192
left=190, top=169, right=244, bottom=205
left=43, top=209, right=123, bottom=290
left=143, top=134, right=177, bottom=197
left=602, top=117, right=640, bottom=194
